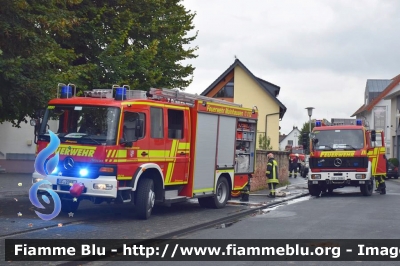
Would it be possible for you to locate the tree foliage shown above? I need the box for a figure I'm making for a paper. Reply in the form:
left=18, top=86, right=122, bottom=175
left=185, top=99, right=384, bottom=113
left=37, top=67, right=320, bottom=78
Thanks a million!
left=0, top=0, right=198, bottom=126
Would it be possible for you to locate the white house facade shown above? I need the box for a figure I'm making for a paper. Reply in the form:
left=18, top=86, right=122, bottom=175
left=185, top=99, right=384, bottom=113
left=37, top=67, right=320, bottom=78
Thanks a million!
left=279, top=127, right=301, bottom=151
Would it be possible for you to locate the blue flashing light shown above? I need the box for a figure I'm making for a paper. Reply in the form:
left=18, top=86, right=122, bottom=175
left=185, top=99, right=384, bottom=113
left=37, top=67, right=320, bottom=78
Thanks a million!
left=61, top=86, right=72, bottom=98
left=79, top=169, right=89, bottom=177
left=315, top=120, right=322, bottom=127
left=115, top=87, right=126, bottom=100
left=356, top=119, right=362, bottom=126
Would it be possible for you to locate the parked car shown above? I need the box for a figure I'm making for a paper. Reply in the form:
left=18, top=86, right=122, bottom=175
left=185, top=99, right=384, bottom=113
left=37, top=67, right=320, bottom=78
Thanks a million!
left=299, top=155, right=309, bottom=178
left=386, top=160, right=399, bottom=179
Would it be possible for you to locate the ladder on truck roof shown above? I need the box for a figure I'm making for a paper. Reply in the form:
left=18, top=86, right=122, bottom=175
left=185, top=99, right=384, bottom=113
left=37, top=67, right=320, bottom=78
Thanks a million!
left=150, top=88, right=242, bottom=107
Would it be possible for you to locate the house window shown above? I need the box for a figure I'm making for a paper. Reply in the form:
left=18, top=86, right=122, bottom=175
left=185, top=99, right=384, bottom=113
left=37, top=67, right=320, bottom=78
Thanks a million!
left=214, top=78, right=234, bottom=98
left=287, top=140, right=293, bottom=146
left=374, top=106, right=386, bottom=131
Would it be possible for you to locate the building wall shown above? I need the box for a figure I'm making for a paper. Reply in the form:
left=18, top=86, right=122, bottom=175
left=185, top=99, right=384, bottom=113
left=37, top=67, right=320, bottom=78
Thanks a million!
left=279, top=129, right=301, bottom=151
left=0, top=121, right=36, bottom=159
left=251, top=150, right=289, bottom=191
left=233, top=66, right=281, bottom=150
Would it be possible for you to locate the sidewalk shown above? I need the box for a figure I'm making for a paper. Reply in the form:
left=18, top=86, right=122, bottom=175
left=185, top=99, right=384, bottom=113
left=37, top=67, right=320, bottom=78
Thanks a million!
left=227, top=178, right=310, bottom=207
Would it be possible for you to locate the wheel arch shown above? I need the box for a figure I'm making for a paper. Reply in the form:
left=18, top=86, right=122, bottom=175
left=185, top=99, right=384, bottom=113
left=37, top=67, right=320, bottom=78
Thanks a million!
left=132, top=163, right=164, bottom=200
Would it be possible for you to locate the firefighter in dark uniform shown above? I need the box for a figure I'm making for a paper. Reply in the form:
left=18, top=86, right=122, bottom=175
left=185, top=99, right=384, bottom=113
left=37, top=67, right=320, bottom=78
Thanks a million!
left=289, top=154, right=299, bottom=178
left=266, top=153, right=279, bottom=198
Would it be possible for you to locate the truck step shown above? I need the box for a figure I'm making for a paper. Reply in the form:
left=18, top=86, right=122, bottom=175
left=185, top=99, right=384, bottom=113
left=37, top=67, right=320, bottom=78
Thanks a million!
left=164, top=196, right=187, bottom=204
left=118, top=187, right=132, bottom=190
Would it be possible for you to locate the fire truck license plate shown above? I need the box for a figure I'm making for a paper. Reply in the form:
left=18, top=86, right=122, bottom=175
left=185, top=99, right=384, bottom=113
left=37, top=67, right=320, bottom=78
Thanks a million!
left=332, top=176, right=344, bottom=180
left=57, top=179, right=77, bottom=185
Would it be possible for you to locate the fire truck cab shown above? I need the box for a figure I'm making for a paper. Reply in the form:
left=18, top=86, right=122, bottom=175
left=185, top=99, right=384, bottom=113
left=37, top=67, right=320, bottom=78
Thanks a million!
left=308, top=119, right=386, bottom=196
left=32, top=84, right=258, bottom=219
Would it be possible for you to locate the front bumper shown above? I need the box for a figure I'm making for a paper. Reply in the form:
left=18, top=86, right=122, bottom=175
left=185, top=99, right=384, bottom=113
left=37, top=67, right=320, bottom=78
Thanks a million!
left=308, top=179, right=372, bottom=186
left=32, top=172, right=118, bottom=198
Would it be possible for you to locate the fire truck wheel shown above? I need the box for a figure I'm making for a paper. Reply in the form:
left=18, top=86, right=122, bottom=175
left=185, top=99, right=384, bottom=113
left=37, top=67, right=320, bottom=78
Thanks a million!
left=210, top=177, right=230, bottom=209
left=60, top=199, right=80, bottom=213
left=360, top=181, right=373, bottom=196
left=308, top=184, right=321, bottom=197
left=135, top=178, right=155, bottom=220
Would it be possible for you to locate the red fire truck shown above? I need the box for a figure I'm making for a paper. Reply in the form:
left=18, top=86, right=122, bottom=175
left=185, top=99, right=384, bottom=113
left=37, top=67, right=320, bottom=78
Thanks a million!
left=31, top=84, right=258, bottom=219
left=307, top=119, right=386, bottom=196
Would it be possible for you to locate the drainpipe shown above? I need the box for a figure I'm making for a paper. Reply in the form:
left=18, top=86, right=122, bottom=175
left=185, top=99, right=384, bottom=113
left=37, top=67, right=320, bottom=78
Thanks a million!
left=265, top=112, right=281, bottom=147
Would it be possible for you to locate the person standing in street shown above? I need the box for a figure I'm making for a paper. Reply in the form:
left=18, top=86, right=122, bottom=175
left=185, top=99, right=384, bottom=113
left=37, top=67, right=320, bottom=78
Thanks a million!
left=266, top=153, right=279, bottom=198
left=289, top=154, right=299, bottom=178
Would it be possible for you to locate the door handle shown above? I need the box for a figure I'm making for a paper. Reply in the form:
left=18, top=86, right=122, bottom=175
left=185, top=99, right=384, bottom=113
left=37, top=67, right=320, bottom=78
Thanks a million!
left=179, top=152, right=186, bottom=155
left=141, top=151, right=148, bottom=156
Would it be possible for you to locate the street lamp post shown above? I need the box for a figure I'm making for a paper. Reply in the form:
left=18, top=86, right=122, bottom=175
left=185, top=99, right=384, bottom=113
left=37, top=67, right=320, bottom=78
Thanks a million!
left=305, top=107, right=315, bottom=154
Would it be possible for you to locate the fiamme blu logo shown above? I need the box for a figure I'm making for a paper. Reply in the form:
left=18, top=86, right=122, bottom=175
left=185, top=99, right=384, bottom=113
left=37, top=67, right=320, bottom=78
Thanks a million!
left=29, top=130, right=62, bottom=220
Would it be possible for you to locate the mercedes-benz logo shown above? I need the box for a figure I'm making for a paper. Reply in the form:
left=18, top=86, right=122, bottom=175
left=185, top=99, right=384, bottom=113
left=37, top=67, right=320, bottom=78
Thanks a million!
left=64, top=157, right=75, bottom=170
left=334, top=158, right=342, bottom=167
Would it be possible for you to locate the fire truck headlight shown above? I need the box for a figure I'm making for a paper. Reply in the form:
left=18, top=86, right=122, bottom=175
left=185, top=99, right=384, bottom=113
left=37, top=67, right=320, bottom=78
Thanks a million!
left=311, top=174, right=321, bottom=179
left=93, top=183, right=113, bottom=190
left=79, top=169, right=89, bottom=177
left=355, top=174, right=366, bottom=179
left=33, top=177, right=43, bottom=183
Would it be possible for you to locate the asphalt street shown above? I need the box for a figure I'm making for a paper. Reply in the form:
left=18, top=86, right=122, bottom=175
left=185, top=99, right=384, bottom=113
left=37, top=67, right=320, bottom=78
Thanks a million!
left=81, top=178, right=400, bottom=266
left=0, top=173, right=308, bottom=265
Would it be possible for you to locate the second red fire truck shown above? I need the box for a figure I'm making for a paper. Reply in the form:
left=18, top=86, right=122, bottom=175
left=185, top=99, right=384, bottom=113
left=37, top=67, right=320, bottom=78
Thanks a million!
left=307, top=120, right=386, bottom=196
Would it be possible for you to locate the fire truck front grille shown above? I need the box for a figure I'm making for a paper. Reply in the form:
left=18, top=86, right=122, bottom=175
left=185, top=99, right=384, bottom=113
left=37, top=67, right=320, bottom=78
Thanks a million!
left=309, top=157, right=368, bottom=169
left=57, top=161, right=102, bottom=179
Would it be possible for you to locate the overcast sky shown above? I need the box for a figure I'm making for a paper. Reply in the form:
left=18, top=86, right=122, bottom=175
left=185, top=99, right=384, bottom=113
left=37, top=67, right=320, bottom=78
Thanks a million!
left=181, top=0, right=400, bottom=135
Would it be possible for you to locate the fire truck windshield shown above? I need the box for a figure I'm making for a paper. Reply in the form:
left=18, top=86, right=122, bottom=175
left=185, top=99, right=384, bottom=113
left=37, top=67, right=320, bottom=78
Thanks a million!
left=38, top=105, right=120, bottom=145
left=313, top=129, right=364, bottom=151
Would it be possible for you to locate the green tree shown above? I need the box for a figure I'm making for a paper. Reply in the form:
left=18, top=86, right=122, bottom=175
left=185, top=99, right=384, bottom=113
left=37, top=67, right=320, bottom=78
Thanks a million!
left=297, top=121, right=315, bottom=154
left=0, top=0, right=198, bottom=126
left=258, top=134, right=273, bottom=150
left=0, top=0, right=84, bottom=126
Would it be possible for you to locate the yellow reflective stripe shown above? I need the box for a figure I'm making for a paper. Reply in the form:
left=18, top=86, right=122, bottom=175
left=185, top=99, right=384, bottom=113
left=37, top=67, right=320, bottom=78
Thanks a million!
left=111, top=150, right=117, bottom=158
left=148, top=150, right=165, bottom=157
left=165, top=140, right=178, bottom=184
left=58, top=144, right=96, bottom=150
left=107, top=150, right=113, bottom=157
left=193, top=188, right=214, bottom=193
left=116, top=150, right=127, bottom=158
left=117, top=176, right=132, bottom=180
left=121, top=102, right=188, bottom=110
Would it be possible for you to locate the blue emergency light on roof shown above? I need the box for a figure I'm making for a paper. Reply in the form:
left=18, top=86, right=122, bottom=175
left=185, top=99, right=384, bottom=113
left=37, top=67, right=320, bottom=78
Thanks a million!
left=60, top=85, right=72, bottom=98
left=315, top=120, right=322, bottom=127
left=356, top=119, right=363, bottom=126
left=115, top=87, right=126, bottom=100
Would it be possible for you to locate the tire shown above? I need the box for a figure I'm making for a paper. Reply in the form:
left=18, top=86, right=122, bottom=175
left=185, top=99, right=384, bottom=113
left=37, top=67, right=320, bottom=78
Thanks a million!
left=327, top=187, right=333, bottom=194
left=209, top=177, right=230, bottom=209
left=360, top=180, right=373, bottom=196
left=395, top=176, right=399, bottom=179
left=60, top=199, right=80, bottom=213
left=135, top=178, right=155, bottom=220
left=308, top=184, right=321, bottom=197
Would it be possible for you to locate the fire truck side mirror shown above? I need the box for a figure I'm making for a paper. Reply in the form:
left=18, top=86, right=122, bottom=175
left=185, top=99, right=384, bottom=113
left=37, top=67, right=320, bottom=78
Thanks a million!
left=371, top=130, right=376, bottom=142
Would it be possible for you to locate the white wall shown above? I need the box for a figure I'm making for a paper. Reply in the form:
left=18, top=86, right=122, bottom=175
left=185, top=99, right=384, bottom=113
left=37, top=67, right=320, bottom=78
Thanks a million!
left=279, top=128, right=301, bottom=151
left=0, top=120, right=36, bottom=159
